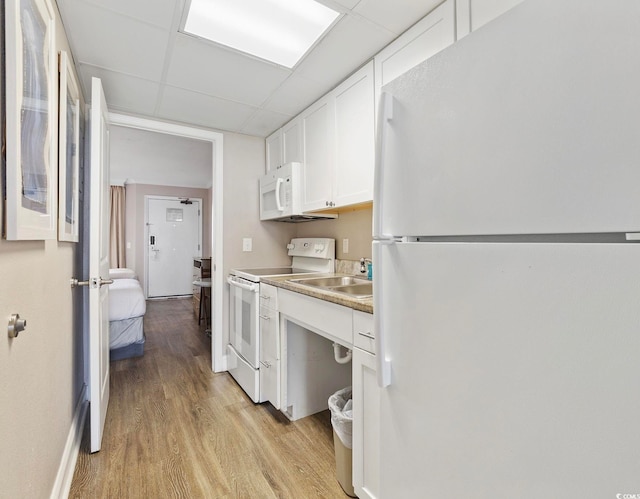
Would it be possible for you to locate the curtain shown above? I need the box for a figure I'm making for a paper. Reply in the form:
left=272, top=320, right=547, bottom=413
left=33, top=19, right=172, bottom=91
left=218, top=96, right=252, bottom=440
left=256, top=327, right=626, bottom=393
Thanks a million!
left=110, top=185, right=126, bottom=268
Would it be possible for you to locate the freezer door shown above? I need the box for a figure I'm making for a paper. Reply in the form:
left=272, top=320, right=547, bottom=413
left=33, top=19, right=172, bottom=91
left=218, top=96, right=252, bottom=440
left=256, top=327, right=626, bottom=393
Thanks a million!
left=376, top=241, right=640, bottom=498
left=375, top=0, right=640, bottom=237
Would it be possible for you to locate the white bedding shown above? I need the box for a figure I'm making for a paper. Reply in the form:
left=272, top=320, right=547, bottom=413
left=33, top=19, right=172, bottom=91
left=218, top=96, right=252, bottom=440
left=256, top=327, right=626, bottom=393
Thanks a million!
left=110, top=316, right=144, bottom=350
left=109, top=278, right=146, bottom=321
left=109, top=268, right=137, bottom=280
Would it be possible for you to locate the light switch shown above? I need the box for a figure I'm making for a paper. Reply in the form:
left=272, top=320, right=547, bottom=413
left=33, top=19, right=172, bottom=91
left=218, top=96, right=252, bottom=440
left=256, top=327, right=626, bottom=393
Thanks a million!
left=243, top=238, right=253, bottom=252
left=126, top=241, right=131, bottom=249
left=343, top=238, right=349, bottom=254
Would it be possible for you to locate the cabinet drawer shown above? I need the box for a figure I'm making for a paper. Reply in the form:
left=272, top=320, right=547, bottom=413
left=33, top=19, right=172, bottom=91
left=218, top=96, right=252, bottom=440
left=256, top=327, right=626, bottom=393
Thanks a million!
left=353, top=310, right=375, bottom=354
left=259, top=283, right=278, bottom=309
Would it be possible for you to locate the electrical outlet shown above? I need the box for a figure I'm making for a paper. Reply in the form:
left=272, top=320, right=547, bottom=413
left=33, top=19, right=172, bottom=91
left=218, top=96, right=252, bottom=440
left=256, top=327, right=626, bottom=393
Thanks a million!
left=342, top=238, right=349, bottom=254
left=242, top=238, right=252, bottom=252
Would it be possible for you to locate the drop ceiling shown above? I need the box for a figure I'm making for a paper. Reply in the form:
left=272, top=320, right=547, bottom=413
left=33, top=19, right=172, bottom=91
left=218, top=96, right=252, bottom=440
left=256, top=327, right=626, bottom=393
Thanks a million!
left=56, top=0, right=443, bottom=137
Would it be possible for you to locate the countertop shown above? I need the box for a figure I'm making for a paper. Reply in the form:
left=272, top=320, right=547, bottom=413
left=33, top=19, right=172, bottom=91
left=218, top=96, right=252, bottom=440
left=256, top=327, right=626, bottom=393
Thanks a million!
left=260, top=273, right=373, bottom=314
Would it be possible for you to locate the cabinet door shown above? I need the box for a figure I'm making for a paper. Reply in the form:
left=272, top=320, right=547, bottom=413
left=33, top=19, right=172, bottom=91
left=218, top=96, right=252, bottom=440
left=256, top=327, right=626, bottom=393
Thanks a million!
left=301, top=97, right=334, bottom=212
left=333, top=62, right=375, bottom=208
left=266, top=129, right=283, bottom=172
left=259, top=305, right=280, bottom=407
left=282, top=117, right=303, bottom=164
left=353, top=348, right=380, bottom=499
left=456, top=0, right=524, bottom=39
left=374, top=0, right=455, bottom=117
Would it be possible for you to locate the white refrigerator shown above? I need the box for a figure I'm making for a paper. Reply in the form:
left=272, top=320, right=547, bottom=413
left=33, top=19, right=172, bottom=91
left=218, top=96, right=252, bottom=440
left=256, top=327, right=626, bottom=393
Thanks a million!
left=373, top=1, right=640, bottom=497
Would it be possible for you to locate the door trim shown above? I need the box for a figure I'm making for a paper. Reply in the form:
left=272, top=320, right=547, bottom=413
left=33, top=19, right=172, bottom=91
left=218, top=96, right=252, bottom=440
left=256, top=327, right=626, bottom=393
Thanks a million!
left=109, top=113, right=225, bottom=373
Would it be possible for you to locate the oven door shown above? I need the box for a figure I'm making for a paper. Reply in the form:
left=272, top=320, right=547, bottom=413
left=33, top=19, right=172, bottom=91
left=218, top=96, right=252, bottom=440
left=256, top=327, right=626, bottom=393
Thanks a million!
left=227, top=275, right=260, bottom=368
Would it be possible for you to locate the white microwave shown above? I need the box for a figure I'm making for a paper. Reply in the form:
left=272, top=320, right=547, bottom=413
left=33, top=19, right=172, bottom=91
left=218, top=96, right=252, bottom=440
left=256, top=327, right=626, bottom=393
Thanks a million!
left=259, top=162, right=337, bottom=222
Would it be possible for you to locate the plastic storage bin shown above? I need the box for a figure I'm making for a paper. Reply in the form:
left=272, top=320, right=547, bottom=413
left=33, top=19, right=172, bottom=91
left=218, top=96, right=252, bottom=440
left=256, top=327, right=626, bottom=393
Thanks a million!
left=329, top=387, right=356, bottom=497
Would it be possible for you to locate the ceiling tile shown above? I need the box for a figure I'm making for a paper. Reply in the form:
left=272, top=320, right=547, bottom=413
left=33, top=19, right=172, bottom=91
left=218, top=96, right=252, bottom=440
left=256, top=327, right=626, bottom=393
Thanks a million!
left=157, top=86, right=257, bottom=131
left=295, top=14, right=394, bottom=88
left=72, top=0, right=178, bottom=30
left=325, top=0, right=361, bottom=10
left=241, top=109, right=293, bottom=137
left=78, top=65, right=161, bottom=116
left=262, top=75, right=330, bottom=117
left=59, top=0, right=170, bottom=80
left=353, top=0, right=443, bottom=34
left=166, top=34, right=292, bottom=107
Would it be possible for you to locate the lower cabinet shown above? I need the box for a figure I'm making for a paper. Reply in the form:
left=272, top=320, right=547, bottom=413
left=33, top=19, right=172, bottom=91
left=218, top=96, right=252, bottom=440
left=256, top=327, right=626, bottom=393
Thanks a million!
left=259, top=304, right=280, bottom=407
left=352, top=347, right=380, bottom=499
left=260, top=284, right=280, bottom=407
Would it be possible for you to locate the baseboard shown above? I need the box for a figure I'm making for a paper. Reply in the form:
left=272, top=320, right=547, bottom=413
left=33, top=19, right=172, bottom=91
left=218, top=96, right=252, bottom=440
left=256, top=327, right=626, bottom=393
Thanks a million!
left=50, top=384, right=88, bottom=499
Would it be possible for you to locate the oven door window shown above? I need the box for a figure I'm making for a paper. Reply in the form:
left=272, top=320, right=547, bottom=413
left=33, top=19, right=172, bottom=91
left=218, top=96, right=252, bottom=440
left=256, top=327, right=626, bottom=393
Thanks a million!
left=229, top=280, right=259, bottom=367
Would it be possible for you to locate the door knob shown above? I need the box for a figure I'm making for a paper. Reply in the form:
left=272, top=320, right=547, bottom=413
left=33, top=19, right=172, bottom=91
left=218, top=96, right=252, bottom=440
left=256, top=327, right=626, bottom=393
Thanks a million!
left=71, top=277, right=114, bottom=288
left=70, top=278, right=90, bottom=287
left=8, top=314, right=27, bottom=338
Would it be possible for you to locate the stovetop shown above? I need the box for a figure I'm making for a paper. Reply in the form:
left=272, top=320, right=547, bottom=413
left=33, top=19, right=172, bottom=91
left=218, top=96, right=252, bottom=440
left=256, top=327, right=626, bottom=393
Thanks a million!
left=229, top=238, right=336, bottom=283
left=230, top=267, right=316, bottom=282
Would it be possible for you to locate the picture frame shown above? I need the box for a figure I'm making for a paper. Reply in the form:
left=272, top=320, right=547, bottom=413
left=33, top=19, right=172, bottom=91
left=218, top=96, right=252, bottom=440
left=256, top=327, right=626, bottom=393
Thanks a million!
left=5, top=0, right=58, bottom=240
left=58, top=51, right=80, bottom=242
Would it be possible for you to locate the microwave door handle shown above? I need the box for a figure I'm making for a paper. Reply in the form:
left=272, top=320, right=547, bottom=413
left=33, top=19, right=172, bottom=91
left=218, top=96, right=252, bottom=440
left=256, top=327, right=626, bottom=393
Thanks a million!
left=275, top=178, right=284, bottom=211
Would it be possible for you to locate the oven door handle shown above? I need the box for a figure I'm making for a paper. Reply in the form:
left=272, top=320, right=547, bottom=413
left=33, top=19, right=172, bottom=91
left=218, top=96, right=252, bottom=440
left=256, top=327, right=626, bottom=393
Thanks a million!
left=227, top=276, right=259, bottom=292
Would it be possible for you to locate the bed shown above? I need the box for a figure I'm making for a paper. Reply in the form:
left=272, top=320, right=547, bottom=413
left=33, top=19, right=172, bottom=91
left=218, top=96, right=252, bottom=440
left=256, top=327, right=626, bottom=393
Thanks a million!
left=109, top=276, right=146, bottom=361
left=109, top=267, right=137, bottom=280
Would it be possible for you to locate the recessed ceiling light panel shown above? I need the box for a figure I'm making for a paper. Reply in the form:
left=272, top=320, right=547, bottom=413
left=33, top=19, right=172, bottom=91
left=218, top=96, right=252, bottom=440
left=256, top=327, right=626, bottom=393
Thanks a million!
left=184, top=0, right=340, bottom=68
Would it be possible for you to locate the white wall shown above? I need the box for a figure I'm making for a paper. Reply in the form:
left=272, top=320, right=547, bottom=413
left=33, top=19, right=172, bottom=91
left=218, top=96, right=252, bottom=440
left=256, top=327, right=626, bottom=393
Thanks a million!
left=222, top=133, right=297, bottom=349
left=110, top=125, right=212, bottom=187
left=0, top=3, right=86, bottom=497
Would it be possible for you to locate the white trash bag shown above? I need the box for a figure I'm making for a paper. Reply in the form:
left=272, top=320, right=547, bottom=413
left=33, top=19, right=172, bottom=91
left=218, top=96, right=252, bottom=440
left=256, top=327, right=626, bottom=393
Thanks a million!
left=329, top=386, right=353, bottom=449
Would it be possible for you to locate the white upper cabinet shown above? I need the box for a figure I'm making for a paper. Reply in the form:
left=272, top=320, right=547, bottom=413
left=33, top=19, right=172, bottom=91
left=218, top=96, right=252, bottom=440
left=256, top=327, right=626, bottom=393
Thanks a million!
left=301, top=96, right=334, bottom=212
left=301, top=61, right=375, bottom=213
left=282, top=116, right=303, bottom=164
left=333, top=62, right=375, bottom=208
left=456, top=0, right=524, bottom=39
left=265, top=129, right=283, bottom=172
left=374, top=0, right=455, bottom=116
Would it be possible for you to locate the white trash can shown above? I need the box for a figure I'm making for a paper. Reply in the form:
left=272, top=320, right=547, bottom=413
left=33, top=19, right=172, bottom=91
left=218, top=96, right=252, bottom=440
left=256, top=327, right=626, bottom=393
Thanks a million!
left=329, top=387, right=356, bottom=497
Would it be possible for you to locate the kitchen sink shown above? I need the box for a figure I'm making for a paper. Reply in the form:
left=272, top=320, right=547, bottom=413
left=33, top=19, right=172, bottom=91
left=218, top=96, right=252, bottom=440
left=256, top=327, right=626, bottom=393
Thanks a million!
left=290, top=276, right=373, bottom=298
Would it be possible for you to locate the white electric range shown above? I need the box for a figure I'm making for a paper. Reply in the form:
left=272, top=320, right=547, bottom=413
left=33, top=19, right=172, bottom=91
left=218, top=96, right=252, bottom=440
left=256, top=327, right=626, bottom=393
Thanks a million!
left=227, top=238, right=335, bottom=402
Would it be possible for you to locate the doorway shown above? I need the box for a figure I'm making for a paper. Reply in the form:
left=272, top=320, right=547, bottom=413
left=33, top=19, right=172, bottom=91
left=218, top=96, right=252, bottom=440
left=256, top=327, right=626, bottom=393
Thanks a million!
left=110, top=113, right=224, bottom=373
left=146, top=196, right=202, bottom=298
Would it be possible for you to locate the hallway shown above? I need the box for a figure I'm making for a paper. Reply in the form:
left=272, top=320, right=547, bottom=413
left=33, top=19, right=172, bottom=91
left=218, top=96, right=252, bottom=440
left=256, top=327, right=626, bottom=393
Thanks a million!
left=70, top=298, right=345, bottom=498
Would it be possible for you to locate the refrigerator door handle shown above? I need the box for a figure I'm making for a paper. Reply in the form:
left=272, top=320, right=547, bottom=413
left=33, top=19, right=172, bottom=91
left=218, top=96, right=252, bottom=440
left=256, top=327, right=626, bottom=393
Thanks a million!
left=373, top=241, right=392, bottom=387
left=373, top=91, right=394, bottom=240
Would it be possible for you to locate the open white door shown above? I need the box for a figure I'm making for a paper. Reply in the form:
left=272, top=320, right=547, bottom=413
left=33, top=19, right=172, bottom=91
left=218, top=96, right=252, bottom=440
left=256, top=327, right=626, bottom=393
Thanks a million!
left=89, top=77, right=111, bottom=452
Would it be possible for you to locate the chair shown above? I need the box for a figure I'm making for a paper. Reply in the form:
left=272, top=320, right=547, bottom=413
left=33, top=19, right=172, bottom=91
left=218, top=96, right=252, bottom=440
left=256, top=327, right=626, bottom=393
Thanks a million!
left=193, top=278, right=212, bottom=327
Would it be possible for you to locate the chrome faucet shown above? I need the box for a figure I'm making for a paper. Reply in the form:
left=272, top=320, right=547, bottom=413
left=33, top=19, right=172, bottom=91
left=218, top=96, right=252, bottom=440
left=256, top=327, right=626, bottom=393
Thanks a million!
left=360, top=258, right=372, bottom=274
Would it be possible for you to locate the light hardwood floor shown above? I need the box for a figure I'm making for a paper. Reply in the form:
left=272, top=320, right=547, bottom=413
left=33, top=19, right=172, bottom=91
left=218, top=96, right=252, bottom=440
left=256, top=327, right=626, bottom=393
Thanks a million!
left=70, top=298, right=348, bottom=498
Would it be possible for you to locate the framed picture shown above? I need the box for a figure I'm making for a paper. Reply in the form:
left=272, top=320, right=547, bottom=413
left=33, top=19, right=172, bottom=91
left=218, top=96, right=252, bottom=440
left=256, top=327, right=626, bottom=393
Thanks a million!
left=5, top=0, right=58, bottom=240
left=58, top=51, right=80, bottom=242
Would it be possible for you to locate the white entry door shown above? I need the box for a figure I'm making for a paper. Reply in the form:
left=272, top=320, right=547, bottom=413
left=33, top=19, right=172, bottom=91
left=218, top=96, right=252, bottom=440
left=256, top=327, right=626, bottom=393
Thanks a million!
left=89, top=78, right=111, bottom=453
left=147, top=197, right=202, bottom=298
